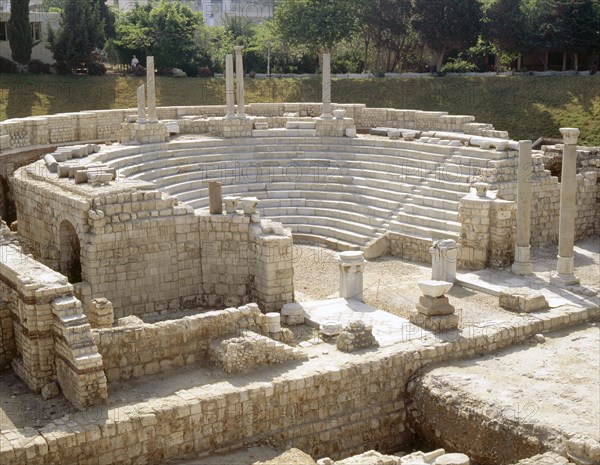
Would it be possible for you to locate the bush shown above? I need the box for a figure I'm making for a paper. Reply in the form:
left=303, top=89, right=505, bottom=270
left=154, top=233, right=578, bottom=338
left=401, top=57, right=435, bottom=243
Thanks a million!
left=87, top=61, right=107, bottom=76
left=197, top=67, right=213, bottom=78
left=28, top=59, right=52, bottom=74
left=440, top=59, right=478, bottom=75
left=133, top=65, right=146, bottom=77
left=0, top=57, right=18, bottom=73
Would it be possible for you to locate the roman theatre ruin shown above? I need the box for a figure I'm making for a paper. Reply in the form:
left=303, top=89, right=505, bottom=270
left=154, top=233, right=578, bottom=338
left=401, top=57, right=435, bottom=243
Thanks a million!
left=0, top=53, right=598, bottom=465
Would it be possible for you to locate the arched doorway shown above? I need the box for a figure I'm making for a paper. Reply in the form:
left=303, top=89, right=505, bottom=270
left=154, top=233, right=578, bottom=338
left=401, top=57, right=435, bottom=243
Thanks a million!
left=59, top=220, right=82, bottom=283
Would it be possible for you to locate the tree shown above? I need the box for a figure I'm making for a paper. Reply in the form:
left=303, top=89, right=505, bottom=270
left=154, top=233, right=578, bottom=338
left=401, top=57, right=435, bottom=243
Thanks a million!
left=412, top=0, right=483, bottom=72
left=359, top=0, right=417, bottom=73
left=113, top=0, right=205, bottom=75
left=273, top=0, right=359, bottom=52
left=485, top=0, right=527, bottom=69
left=8, top=0, right=33, bottom=67
left=48, top=0, right=105, bottom=73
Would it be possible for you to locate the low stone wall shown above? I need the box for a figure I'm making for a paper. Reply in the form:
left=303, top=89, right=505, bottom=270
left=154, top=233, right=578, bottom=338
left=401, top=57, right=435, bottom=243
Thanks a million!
left=2, top=303, right=597, bottom=465
left=94, top=305, right=263, bottom=383
left=0, top=104, right=503, bottom=153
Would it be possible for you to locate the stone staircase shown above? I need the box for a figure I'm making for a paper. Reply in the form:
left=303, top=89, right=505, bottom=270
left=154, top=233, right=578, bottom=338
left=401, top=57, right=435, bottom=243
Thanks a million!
left=100, top=136, right=512, bottom=252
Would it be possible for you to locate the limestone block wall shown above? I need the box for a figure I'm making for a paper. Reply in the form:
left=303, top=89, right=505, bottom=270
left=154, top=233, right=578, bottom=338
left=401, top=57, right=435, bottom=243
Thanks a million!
left=480, top=153, right=599, bottom=246
left=0, top=243, right=106, bottom=408
left=3, top=304, right=597, bottom=465
left=0, top=104, right=504, bottom=153
left=13, top=161, right=294, bottom=318
left=94, top=304, right=263, bottom=383
left=458, top=194, right=515, bottom=270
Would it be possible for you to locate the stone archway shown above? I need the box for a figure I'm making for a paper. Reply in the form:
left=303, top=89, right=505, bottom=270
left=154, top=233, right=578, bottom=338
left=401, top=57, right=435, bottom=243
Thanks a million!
left=59, top=220, right=82, bottom=283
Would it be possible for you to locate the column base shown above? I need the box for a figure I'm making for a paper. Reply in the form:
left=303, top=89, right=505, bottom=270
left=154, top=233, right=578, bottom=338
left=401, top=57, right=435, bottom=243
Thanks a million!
left=550, top=272, right=580, bottom=288
left=512, top=262, right=533, bottom=275
left=319, top=114, right=333, bottom=120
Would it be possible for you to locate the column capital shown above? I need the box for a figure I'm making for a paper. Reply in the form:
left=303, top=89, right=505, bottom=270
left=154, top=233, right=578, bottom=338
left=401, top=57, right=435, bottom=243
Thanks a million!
left=234, top=45, right=244, bottom=54
left=560, top=127, right=580, bottom=145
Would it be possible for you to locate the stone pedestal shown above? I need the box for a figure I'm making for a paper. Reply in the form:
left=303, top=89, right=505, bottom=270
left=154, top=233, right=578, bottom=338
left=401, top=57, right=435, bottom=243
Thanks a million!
left=209, top=181, right=223, bottom=214
left=409, top=280, right=458, bottom=331
left=234, top=46, right=246, bottom=118
left=512, top=140, right=533, bottom=275
left=281, top=303, right=304, bottom=325
left=146, top=56, right=157, bottom=123
left=430, top=239, right=458, bottom=283
left=337, top=251, right=365, bottom=301
left=225, top=54, right=235, bottom=118
left=321, top=51, right=332, bottom=119
left=551, top=128, right=580, bottom=287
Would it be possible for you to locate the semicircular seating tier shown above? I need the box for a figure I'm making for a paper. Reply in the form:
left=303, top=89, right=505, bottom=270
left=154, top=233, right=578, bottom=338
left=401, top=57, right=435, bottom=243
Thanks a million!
left=98, top=135, right=511, bottom=254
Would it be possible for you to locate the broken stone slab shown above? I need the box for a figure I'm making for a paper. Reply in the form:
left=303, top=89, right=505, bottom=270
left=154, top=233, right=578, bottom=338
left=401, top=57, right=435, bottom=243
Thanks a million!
left=499, top=288, right=549, bottom=313
left=433, top=454, right=470, bottom=465
left=418, top=280, right=453, bottom=298
left=118, top=315, right=144, bottom=326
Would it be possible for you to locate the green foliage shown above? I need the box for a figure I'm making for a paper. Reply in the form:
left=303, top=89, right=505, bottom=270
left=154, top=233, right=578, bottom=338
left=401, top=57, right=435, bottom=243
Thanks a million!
left=0, top=56, right=19, bottom=73
left=274, top=0, right=360, bottom=51
left=48, top=0, right=105, bottom=74
left=113, top=0, right=205, bottom=76
left=440, top=58, right=479, bottom=74
left=411, top=0, right=483, bottom=71
left=485, top=0, right=527, bottom=53
left=8, top=0, right=33, bottom=66
left=42, top=0, right=64, bottom=11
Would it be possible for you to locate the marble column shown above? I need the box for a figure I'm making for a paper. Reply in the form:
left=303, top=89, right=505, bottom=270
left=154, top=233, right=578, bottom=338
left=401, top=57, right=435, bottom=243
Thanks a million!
left=337, top=251, right=365, bottom=302
left=136, top=85, right=147, bottom=123
left=512, top=140, right=533, bottom=275
left=551, top=128, right=580, bottom=287
left=321, top=50, right=332, bottom=119
left=234, top=46, right=245, bottom=118
left=146, top=56, right=158, bottom=123
left=225, top=54, right=235, bottom=118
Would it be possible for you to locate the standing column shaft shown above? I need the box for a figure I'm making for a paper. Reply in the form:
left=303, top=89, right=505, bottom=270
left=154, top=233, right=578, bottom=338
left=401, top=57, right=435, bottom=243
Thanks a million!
left=225, top=54, right=235, bottom=118
left=551, top=127, right=580, bottom=286
left=146, top=56, right=157, bottom=123
left=321, top=50, right=332, bottom=118
left=136, top=85, right=147, bottom=123
left=234, top=46, right=245, bottom=117
left=512, top=140, right=533, bottom=275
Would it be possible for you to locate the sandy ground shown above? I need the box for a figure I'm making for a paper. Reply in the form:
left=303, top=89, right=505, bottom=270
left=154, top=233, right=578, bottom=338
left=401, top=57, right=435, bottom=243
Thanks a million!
left=293, top=236, right=600, bottom=327
left=418, top=323, right=600, bottom=450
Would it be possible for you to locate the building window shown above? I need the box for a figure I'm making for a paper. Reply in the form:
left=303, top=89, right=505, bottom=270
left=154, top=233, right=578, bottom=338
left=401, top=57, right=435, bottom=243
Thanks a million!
left=31, top=22, right=42, bottom=42
left=0, top=22, right=6, bottom=41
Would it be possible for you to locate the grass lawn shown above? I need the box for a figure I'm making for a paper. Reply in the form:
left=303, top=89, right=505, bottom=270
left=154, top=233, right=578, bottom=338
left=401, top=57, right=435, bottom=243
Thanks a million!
left=1, top=73, right=598, bottom=146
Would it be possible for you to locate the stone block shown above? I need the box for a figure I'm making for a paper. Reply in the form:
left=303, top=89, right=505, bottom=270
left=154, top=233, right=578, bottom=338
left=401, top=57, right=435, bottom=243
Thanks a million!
left=417, top=295, right=455, bottom=316
left=418, top=280, right=453, bottom=298
left=499, top=289, right=549, bottom=313
left=408, top=309, right=459, bottom=331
